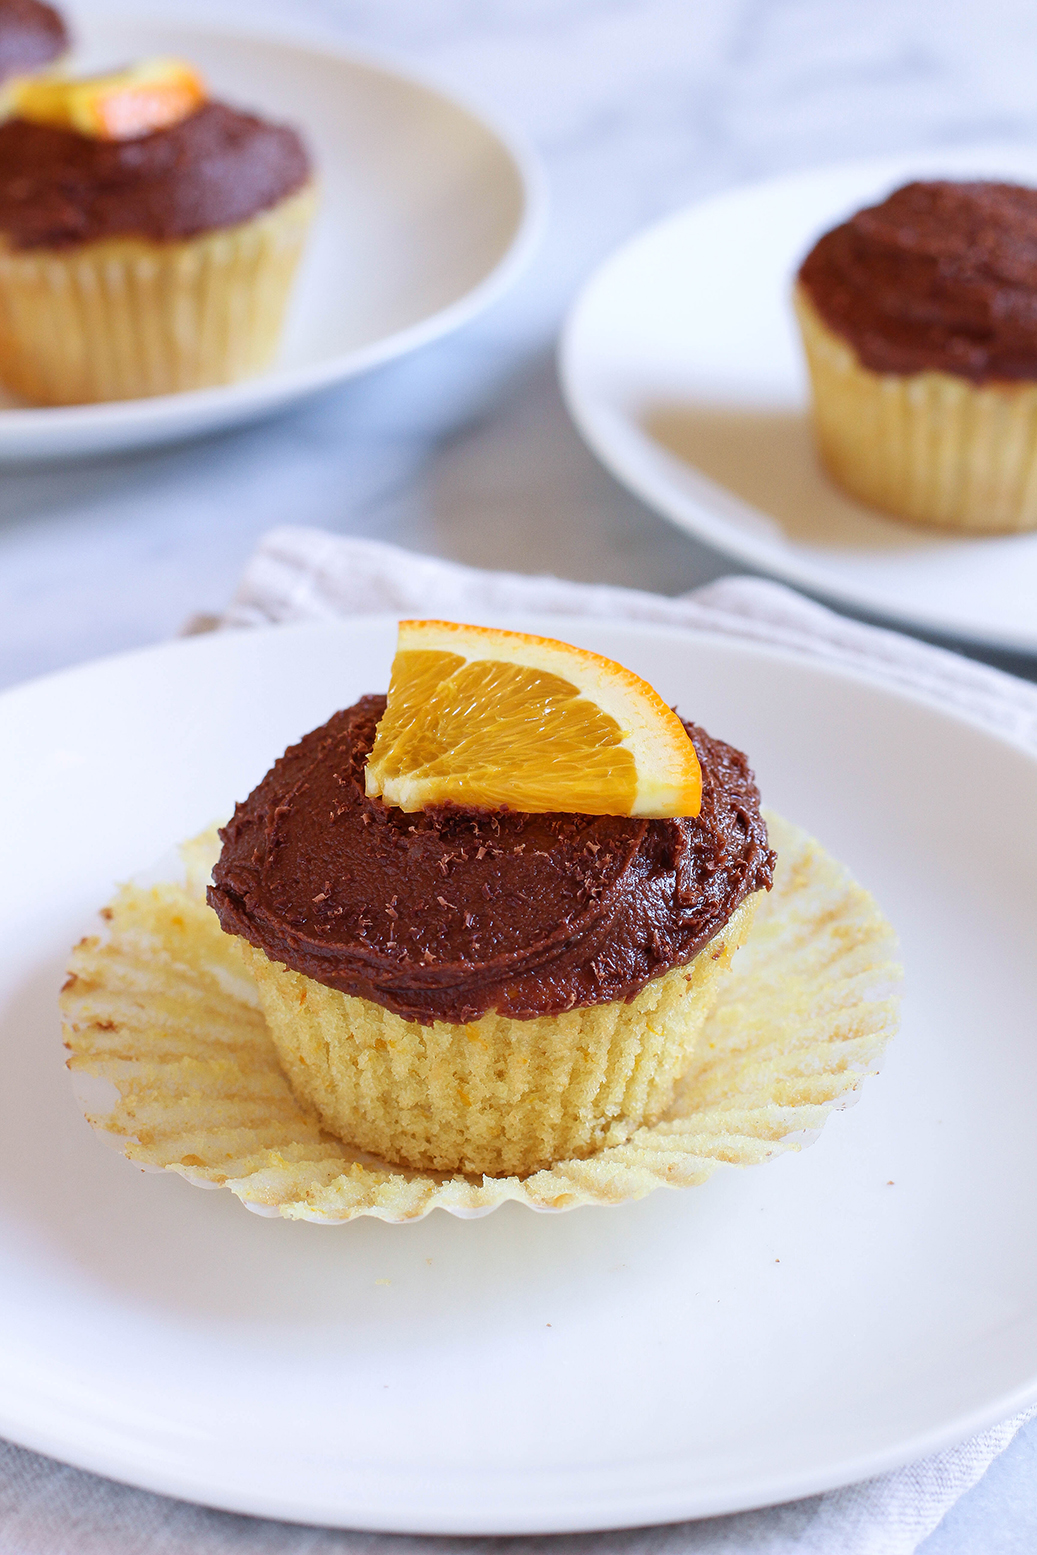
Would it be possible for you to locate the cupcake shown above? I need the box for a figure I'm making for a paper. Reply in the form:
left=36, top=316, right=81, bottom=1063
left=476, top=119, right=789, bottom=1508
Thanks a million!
left=0, top=0, right=67, bottom=93
left=795, top=180, right=1037, bottom=533
left=0, top=56, right=315, bottom=404
left=207, top=623, right=775, bottom=1178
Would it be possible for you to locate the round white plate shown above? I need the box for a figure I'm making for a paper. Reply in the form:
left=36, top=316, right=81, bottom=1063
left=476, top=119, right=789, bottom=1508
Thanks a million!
left=560, top=145, right=1037, bottom=655
left=2, top=616, right=1036, bottom=1533
left=0, top=13, right=543, bottom=461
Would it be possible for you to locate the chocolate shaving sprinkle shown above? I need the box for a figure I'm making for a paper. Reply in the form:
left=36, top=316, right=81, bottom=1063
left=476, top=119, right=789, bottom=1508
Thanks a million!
left=208, top=694, right=774, bottom=1024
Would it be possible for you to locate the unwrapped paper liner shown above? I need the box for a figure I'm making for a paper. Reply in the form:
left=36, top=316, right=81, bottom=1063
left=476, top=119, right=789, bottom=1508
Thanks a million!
left=61, top=813, right=900, bottom=1222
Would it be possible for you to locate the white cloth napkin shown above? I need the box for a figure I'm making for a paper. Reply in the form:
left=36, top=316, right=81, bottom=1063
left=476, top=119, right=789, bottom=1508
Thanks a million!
left=221, top=527, right=1037, bottom=754
left=0, top=1407, right=1031, bottom=1555
left=9, top=526, right=1035, bottom=1555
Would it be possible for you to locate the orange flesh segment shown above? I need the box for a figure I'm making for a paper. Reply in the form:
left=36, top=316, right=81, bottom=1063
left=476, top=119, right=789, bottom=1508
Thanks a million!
left=12, top=58, right=206, bottom=140
left=364, top=621, right=702, bottom=818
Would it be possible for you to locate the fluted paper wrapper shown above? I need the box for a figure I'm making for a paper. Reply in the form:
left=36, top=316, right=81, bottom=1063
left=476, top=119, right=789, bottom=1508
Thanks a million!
left=244, top=894, right=759, bottom=1179
left=795, top=285, right=1037, bottom=534
left=0, top=183, right=316, bottom=405
left=61, top=813, right=900, bottom=1222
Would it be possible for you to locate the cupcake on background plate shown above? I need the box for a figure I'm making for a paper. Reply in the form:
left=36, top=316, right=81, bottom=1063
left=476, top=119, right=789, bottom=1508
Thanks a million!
left=0, top=54, right=315, bottom=404
left=795, top=179, right=1037, bottom=534
left=207, top=621, right=775, bottom=1179
left=0, top=0, right=67, bottom=95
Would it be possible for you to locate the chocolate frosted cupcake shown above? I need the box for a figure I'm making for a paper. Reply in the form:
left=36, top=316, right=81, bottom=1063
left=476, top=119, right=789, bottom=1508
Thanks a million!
left=0, top=0, right=67, bottom=88
left=62, top=626, right=900, bottom=1220
left=209, top=695, right=774, bottom=1178
left=0, top=58, right=314, bottom=403
left=795, top=179, right=1037, bottom=533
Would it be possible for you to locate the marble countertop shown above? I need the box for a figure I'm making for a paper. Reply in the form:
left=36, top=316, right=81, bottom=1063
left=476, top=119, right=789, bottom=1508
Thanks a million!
left=2, top=1, right=1036, bottom=1548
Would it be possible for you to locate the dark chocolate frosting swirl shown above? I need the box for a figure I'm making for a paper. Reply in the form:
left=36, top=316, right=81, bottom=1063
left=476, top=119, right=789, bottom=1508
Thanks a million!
left=208, top=696, right=775, bottom=1025
left=0, top=100, right=311, bottom=249
left=0, top=0, right=67, bottom=85
left=798, top=180, right=1037, bottom=382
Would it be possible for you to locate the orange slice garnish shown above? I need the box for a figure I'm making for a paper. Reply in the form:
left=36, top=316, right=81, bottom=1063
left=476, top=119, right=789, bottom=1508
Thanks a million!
left=364, top=620, right=702, bottom=817
left=12, top=57, right=206, bottom=140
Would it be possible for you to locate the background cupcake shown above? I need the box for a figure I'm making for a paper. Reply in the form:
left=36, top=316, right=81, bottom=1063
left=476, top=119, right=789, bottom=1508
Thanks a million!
left=0, top=55, right=315, bottom=404
left=0, top=0, right=67, bottom=92
left=795, top=179, right=1037, bottom=534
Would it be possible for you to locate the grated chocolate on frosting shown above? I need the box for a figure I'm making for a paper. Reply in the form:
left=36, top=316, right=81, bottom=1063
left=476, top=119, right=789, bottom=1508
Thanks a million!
left=0, top=100, right=311, bottom=249
left=798, top=180, right=1037, bottom=383
left=208, top=696, right=775, bottom=1025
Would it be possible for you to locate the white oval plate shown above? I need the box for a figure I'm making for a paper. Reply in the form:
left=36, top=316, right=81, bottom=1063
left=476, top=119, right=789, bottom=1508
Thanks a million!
left=2, top=616, right=1036, bottom=1533
left=560, top=145, right=1037, bottom=655
left=0, top=14, right=543, bottom=461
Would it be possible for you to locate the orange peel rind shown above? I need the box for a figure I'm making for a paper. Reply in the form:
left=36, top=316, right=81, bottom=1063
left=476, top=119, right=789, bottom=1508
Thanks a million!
left=365, top=620, right=703, bottom=818
left=11, top=56, right=206, bottom=140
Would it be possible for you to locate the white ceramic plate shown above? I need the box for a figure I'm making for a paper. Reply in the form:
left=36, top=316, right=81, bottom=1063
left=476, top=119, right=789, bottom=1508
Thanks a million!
left=2, top=616, right=1036, bottom=1533
left=0, top=13, right=543, bottom=461
left=560, top=145, right=1037, bottom=655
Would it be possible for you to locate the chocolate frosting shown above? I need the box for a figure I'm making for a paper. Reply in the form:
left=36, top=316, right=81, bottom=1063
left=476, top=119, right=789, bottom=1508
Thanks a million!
left=798, top=180, right=1037, bottom=382
left=0, top=100, right=311, bottom=249
left=208, top=697, right=775, bottom=1025
left=0, top=0, right=66, bottom=85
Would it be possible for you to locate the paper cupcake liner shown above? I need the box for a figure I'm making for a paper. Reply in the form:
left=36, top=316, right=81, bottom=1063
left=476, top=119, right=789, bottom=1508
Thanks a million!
left=246, top=894, right=760, bottom=1179
left=61, top=813, right=901, bottom=1223
left=794, top=285, right=1037, bottom=534
left=0, top=183, right=316, bottom=405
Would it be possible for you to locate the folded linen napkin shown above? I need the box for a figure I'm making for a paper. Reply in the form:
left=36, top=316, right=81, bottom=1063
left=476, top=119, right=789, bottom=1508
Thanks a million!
left=0, top=1406, right=1032, bottom=1555
left=220, top=526, right=1037, bottom=754
left=9, top=527, right=1034, bottom=1555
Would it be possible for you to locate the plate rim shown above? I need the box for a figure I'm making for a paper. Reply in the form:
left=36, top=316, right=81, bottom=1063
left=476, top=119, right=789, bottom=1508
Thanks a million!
left=0, top=15, right=547, bottom=460
left=2, top=613, right=1037, bottom=1532
left=559, top=141, right=1037, bottom=656
left=0, top=1371, right=1034, bottom=1535
left=4, top=609, right=1034, bottom=767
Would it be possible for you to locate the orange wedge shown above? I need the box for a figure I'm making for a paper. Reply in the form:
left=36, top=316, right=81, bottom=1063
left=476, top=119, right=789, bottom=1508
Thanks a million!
left=12, top=57, right=206, bottom=141
left=364, top=620, right=702, bottom=818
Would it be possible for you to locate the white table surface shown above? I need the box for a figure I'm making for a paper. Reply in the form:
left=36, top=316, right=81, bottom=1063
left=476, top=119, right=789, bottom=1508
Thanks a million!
left=2, top=0, right=1036, bottom=1548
